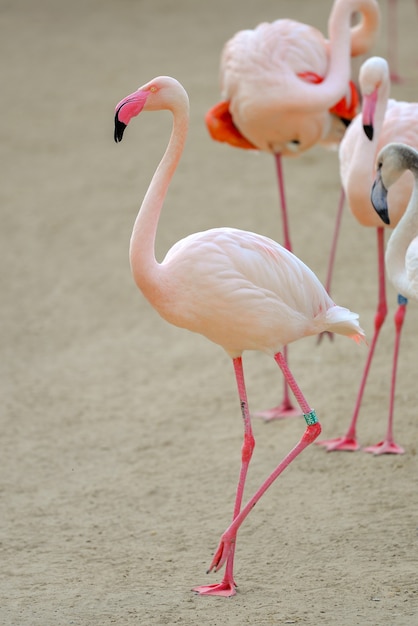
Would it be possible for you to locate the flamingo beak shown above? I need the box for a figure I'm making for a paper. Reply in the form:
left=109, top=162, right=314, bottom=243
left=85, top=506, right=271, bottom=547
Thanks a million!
left=114, top=90, right=150, bottom=143
left=362, top=89, right=378, bottom=142
left=371, top=169, right=390, bottom=225
left=114, top=114, right=127, bottom=143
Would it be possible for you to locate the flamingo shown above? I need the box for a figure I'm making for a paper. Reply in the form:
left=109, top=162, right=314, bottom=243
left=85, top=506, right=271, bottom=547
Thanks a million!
left=372, top=142, right=418, bottom=299
left=205, top=0, right=379, bottom=419
left=113, top=75, right=365, bottom=597
left=317, top=56, right=418, bottom=455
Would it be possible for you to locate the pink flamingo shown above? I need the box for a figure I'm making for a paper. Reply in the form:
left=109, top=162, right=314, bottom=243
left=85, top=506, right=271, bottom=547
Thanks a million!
left=317, top=57, right=418, bottom=454
left=114, top=76, right=365, bottom=597
left=372, top=142, right=418, bottom=299
left=206, top=0, right=379, bottom=419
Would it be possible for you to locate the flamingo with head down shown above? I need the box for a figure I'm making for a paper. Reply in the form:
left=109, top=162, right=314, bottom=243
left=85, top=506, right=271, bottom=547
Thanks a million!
left=206, top=0, right=379, bottom=419
left=113, top=75, right=365, bottom=596
left=317, top=57, right=418, bottom=455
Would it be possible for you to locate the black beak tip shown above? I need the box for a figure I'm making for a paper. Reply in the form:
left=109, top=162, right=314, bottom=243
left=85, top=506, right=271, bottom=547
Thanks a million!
left=363, top=124, right=374, bottom=141
left=114, top=115, right=127, bottom=143
left=380, top=210, right=391, bottom=226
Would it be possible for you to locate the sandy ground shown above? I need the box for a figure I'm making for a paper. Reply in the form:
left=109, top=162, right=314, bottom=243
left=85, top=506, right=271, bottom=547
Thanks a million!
left=1, top=0, right=418, bottom=624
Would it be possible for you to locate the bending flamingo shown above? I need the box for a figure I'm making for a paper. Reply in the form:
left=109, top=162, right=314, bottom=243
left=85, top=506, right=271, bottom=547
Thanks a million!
left=318, top=57, right=418, bottom=454
left=114, top=76, right=365, bottom=597
left=206, top=0, right=379, bottom=419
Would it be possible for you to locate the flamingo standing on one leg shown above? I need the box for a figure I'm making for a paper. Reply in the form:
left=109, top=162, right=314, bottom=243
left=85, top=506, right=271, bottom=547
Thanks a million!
left=317, top=57, right=418, bottom=454
left=206, top=0, right=379, bottom=419
left=113, top=76, right=365, bottom=596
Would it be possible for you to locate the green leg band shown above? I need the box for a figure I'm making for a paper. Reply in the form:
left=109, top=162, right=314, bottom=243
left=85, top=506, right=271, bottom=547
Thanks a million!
left=303, top=409, right=318, bottom=426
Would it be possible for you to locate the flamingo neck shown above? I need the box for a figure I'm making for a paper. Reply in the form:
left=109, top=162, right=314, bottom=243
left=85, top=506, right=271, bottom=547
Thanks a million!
left=129, top=102, right=188, bottom=300
left=290, top=0, right=378, bottom=112
left=347, top=0, right=380, bottom=57
left=386, top=180, right=418, bottom=296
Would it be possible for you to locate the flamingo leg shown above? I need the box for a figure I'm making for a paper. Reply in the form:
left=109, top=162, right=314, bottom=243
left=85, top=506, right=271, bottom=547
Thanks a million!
left=363, top=296, right=407, bottom=454
left=253, top=155, right=300, bottom=420
left=193, top=356, right=255, bottom=596
left=317, top=228, right=387, bottom=451
left=204, top=352, right=321, bottom=578
left=317, top=186, right=346, bottom=344
left=325, top=187, right=346, bottom=296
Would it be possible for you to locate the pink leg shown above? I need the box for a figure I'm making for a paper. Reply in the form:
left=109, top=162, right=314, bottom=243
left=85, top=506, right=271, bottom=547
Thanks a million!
left=317, top=228, right=387, bottom=451
left=193, top=356, right=255, bottom=596
left=253, top=154, right=300, bottom=420
left=274, top=153, right=292, bottom=252
left=318, top=187, right=345, bottom=344
left=203, top=352, right=321, bottom=579
left=363, top=297, right=407, bottom=454
left=324, top=187, right=345, bottom=296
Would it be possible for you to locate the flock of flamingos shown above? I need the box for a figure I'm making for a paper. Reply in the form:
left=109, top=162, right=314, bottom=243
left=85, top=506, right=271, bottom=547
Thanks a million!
left=113, top=0, right=417, bottom=597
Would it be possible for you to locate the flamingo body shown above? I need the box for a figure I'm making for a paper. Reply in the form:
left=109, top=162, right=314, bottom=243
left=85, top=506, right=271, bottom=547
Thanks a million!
left=207, top=0, right=379, bottom=156
left=145, top=227, right=362, bottom=357
left=114, top=75, right=364, bottom=595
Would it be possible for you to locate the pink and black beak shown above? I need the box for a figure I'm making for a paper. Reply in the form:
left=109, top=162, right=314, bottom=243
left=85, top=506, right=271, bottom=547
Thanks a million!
left=362, top=89, right=378, bottom=142
left=114, top=109, right=127, bottom=143
left=371, top=165, right=390, bottom=225
left=114, top=90, right=149, bottom=143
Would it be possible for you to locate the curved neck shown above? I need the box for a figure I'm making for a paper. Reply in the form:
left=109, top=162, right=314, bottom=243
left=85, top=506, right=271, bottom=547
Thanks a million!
left=348, top=0, right=380, bottom=56
left=287, top=0, right=379, bottom=110
left=386, top=172, right=418, bottom=294
left=129, top=101, right=188, bottom=297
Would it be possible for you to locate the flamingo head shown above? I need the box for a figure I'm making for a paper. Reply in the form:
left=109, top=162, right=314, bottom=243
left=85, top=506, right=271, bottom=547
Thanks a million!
left=360, top=57, right=390, bottom=142
left=114, top=76, right=186, bottom=142
left=114, top=89, right=150, bottom=142
left=372, top=142, right=418, bottom=226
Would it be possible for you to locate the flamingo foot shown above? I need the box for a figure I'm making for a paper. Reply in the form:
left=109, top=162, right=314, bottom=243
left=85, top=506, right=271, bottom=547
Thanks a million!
left=192, top=579, right=237, bottom=597
left=316, top=331, right=334, bottom=345
left=193, top=533, right=237, bottom=596
left=315, top=436, right=360, bottom=451
left=363, top=440, right=405, bottom=455
left=253, top=401, right=302, bottom=421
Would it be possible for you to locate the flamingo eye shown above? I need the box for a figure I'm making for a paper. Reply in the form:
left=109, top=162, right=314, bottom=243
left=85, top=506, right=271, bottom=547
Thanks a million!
left=285, top=139, right=301, bottom=153
left=150, top=86, right=158, bottom=93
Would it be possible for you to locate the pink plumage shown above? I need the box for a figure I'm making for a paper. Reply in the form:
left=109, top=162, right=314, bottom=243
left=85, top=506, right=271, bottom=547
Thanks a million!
left=318, top=56, right=418, bottom=455
left=206, top=0, right=379, bottom=419
left=114, top=75, right=365, bottom=596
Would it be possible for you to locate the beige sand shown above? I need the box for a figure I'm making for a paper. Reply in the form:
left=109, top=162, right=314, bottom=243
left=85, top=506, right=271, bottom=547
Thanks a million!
left=2, top=1, right=417, bottom=624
